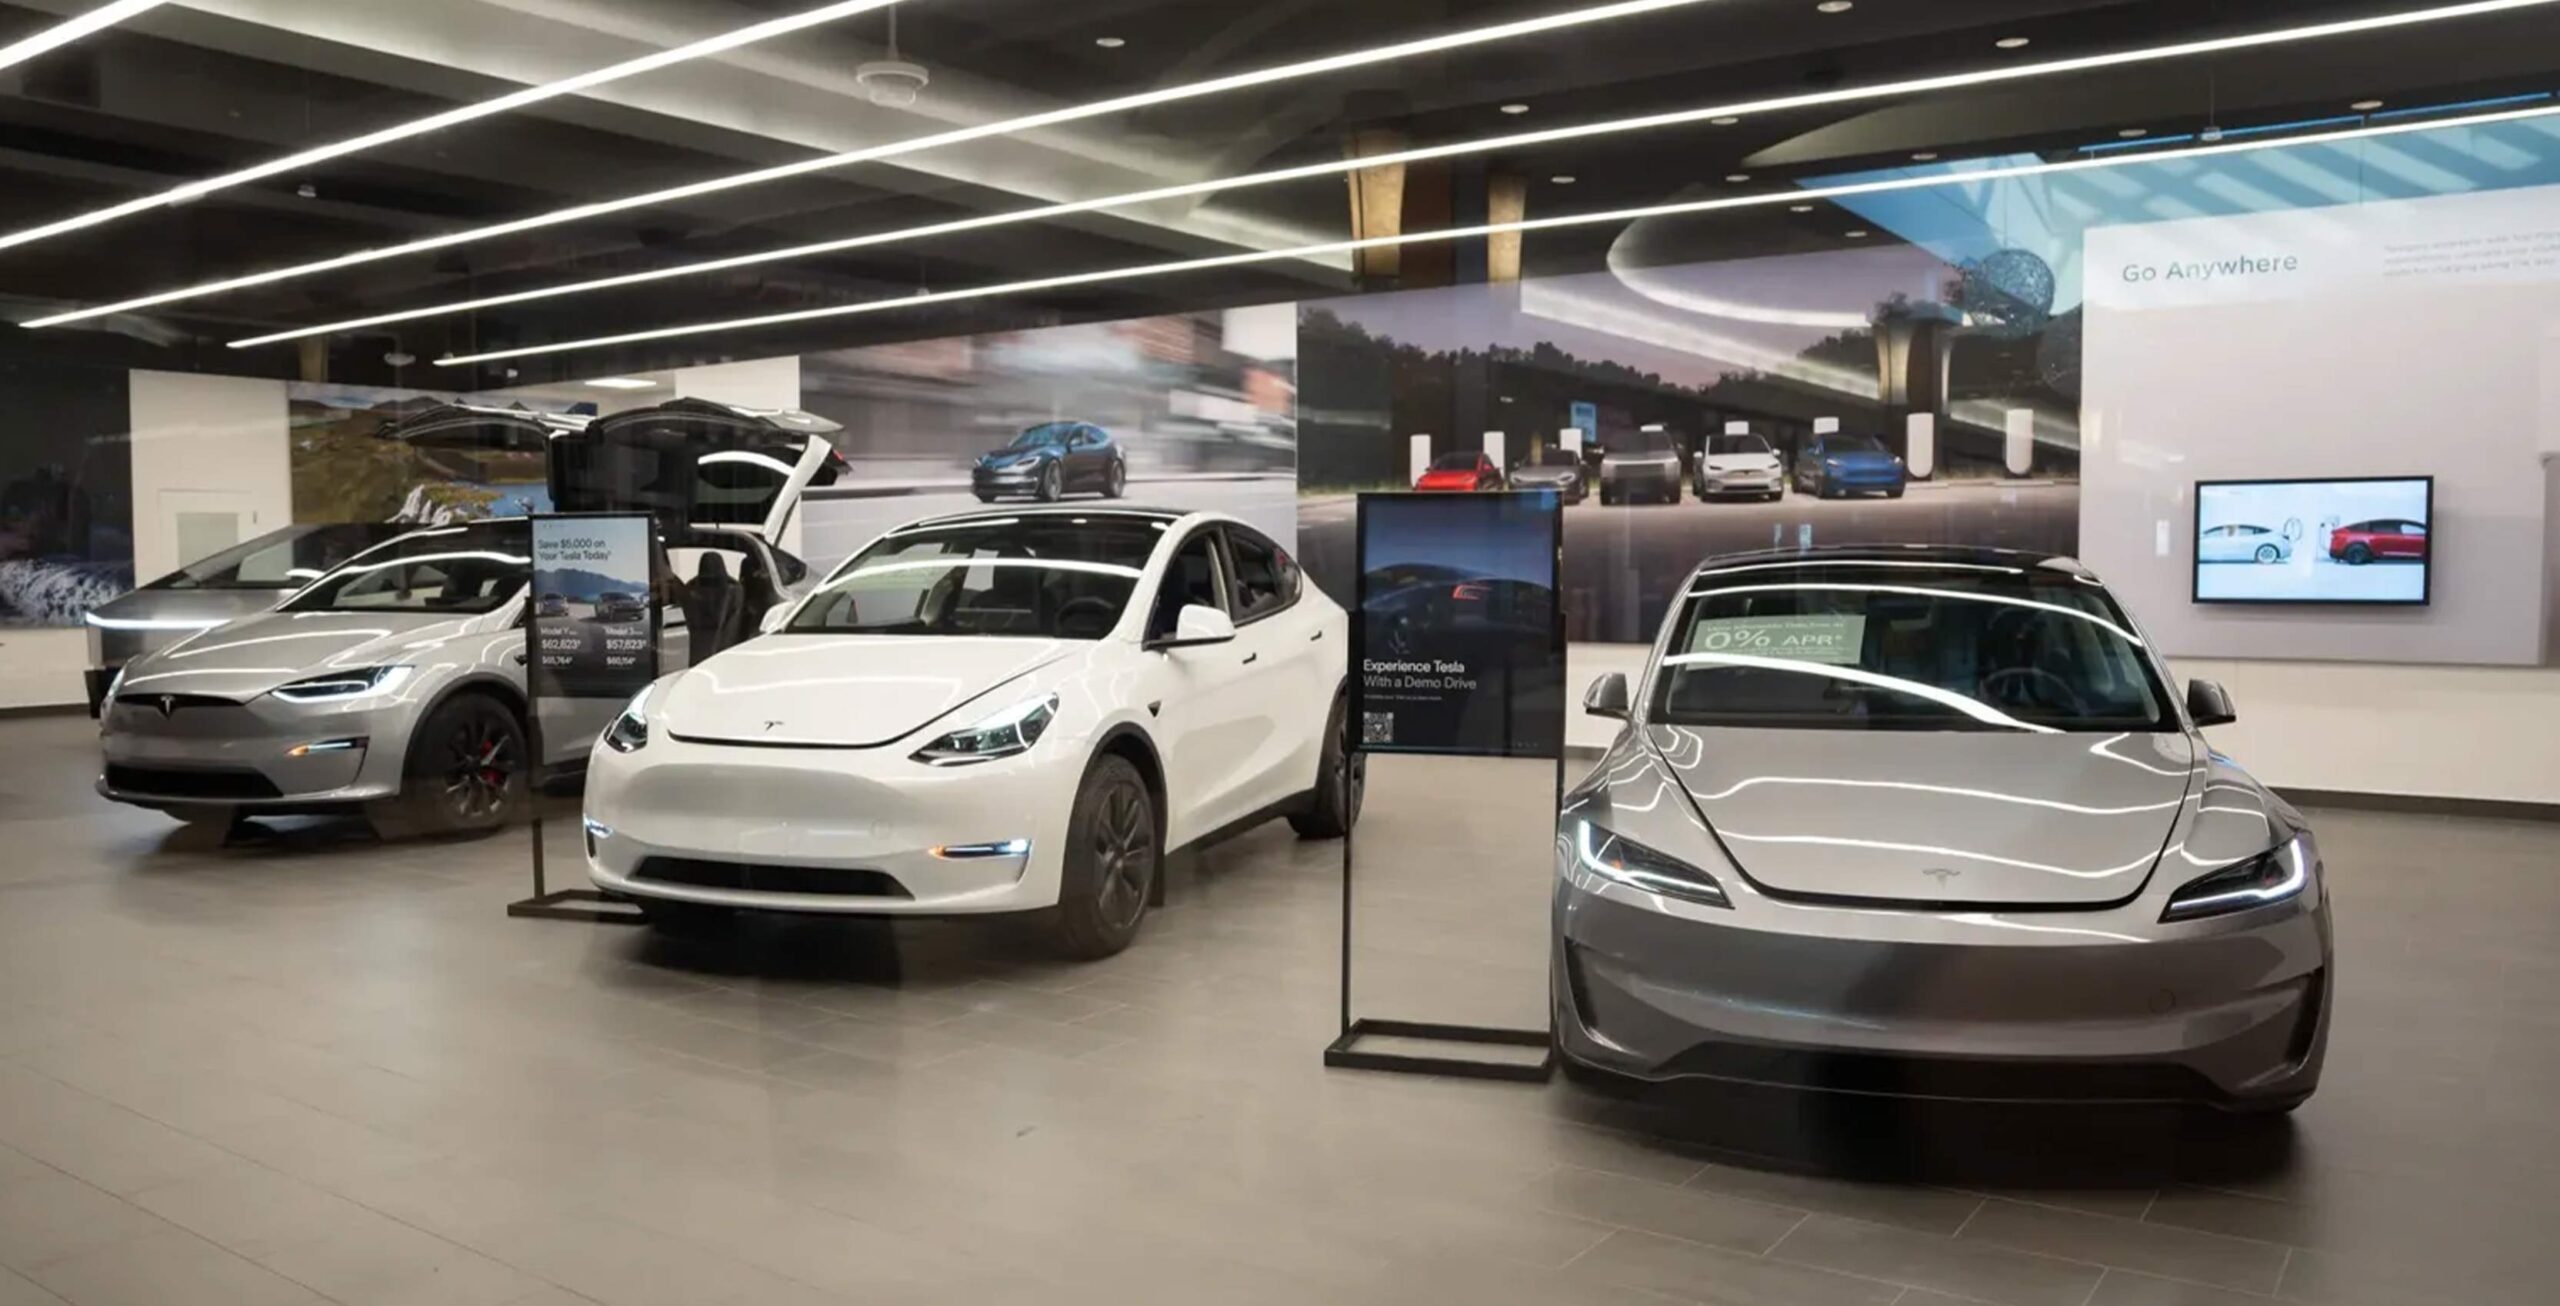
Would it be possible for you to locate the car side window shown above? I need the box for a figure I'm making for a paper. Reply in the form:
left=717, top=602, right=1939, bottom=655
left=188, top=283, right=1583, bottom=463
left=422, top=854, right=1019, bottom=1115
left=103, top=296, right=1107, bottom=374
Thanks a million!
left=1149, top=529, right=1227, bottom=639
left=1225, top=528, right=1296, bottom=624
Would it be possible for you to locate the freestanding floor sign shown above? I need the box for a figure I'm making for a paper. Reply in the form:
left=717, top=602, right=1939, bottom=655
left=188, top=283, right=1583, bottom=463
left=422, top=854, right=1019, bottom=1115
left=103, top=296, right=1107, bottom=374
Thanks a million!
left=1326, top=490, right=1566, bottom=1081
left=509, top=513, right=657, bottom=924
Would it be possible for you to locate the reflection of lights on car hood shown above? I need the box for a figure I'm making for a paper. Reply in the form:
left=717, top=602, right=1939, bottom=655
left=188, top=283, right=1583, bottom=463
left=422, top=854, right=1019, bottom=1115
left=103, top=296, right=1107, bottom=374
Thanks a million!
left=85, top=613, right=226, bottom=631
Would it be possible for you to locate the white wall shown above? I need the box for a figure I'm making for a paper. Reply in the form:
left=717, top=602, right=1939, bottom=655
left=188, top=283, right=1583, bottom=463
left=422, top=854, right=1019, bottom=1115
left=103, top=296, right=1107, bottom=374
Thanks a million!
left=1564, top=643, right=2560, bottom=805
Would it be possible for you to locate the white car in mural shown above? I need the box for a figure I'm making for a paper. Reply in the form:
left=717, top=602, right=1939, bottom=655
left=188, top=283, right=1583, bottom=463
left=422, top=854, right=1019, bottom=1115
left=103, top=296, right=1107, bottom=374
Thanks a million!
left=583, top=506, right=1360, bottom=957
left=2198, top=522, right=2293, bottom=565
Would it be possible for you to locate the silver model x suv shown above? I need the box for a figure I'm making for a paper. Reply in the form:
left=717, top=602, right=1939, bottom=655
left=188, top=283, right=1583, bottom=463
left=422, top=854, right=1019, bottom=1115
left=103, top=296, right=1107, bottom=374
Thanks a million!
left=1558, top=546, right=2330, bottom=1111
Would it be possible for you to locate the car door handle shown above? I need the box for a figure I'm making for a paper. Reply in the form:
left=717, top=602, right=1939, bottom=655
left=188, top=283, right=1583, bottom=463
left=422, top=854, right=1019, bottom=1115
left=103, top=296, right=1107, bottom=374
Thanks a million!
left=1242, top=652, right=1259, bottom=665
left=1308, top=629, right=1323, bottom=642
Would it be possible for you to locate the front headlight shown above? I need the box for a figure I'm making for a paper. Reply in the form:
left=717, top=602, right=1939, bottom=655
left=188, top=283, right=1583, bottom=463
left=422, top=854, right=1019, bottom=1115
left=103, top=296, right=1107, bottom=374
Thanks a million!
left=2162, top=833, right=2313, bottom=922
left=912, top=693, right=1057, bottom=767
left=270, top=665, right=414, bottom=703
left=1572, top=820, right=1729, bottom=908
left=603, top=683, right=654, bottom=753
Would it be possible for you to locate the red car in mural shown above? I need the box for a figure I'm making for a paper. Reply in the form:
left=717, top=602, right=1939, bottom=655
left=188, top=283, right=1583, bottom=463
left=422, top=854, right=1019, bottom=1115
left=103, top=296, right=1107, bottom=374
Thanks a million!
left=1414, top=452, right=1504, bottom=493
left=2327, top=518, right=2428, bottom=565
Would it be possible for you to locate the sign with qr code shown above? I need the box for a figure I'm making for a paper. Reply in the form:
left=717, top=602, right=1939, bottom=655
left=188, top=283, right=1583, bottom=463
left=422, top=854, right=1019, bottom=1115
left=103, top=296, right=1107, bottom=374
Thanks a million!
left=1353, top=491, right=1563, bottom=758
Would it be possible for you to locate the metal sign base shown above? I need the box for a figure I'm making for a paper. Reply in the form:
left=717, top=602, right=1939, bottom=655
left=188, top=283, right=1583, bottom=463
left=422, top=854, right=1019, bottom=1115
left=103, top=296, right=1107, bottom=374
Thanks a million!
left=1324, top=1017, right=1554, bottom=1082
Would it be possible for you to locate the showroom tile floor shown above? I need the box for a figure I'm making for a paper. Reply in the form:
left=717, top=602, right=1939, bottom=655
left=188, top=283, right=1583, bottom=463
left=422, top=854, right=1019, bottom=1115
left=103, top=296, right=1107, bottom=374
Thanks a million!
left=3, top=713, right=2558, bottom=1306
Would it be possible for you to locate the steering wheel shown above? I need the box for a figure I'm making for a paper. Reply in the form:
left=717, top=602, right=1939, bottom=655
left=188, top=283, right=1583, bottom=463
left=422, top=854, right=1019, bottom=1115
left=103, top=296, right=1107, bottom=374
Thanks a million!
left=1055, top=594, right=1118, bottom=636
left=1977, top=666, right=2090, bottom=716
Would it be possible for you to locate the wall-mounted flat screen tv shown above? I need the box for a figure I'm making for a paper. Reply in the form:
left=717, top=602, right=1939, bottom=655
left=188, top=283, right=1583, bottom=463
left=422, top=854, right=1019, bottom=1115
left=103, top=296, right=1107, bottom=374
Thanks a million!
left=2192, top=476, right=2432, bottom=606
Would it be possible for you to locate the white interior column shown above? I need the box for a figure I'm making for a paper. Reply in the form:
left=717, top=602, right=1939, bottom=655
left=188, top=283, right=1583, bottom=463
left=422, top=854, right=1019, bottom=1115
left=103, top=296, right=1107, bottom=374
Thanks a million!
left=1906, top=413, right=1937, bottom=479
left=2004, top=408, right=2035, bottom=477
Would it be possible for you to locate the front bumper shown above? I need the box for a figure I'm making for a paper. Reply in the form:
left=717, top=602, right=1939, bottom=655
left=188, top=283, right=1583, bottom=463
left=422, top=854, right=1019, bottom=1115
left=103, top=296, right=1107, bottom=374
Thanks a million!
left=1815, top=465, right=1905, bottom=491
left=1699, top=470, right=1782, bottom=496
left=1553, top=873, right=2330, bottom=1105
left=97, top=693, right=412, bottom=809
left=970, top=465, right=1044, bottom=496
left=1602, top=462, right=1681, bottom=499
left=584, top=731, right=1081, bottom=915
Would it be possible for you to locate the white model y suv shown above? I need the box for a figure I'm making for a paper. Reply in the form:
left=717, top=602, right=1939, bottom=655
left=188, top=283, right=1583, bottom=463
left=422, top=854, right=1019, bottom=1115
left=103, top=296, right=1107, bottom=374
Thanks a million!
left=584, top=507, right=1359, bottom=957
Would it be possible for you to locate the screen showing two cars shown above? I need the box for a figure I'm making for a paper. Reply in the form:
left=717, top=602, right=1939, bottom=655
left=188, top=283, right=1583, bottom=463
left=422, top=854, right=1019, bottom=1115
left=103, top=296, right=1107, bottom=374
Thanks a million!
left=2193, top=477, right=2432, bottom=606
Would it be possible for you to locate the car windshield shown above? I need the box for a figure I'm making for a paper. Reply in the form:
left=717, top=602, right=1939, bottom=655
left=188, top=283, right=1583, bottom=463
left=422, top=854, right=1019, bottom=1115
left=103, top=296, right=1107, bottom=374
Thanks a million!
left=279, top=521, right=529, bottom=615
left=1009, top=424, right=1073, bottom=449
left=1826, top=434, right=1887, bottom=453
left=1618, top=429, right=1675, bottom=454
left=1708, top=435, right=1772, bottom=456
left=788, top=516, right=1162, bottom=639
left=1653, top=559, right=2173, bottom=732
left=150, top=523, right=404, bottom=591
left=1429, top=453, right=1481, bottom=471
left=1527, top=448, right=1579, bottom=467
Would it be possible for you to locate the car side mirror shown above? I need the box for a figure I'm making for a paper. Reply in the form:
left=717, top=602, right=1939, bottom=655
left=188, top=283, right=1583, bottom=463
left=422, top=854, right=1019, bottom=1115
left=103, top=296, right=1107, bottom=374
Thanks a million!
left=758, top=604, right=792, bottom=634
left=2186, top=679, right=2236, bottom=728
left=1148, top=604, right=1236, bottom=651
left=1584, top=671, right=1630, bottom=720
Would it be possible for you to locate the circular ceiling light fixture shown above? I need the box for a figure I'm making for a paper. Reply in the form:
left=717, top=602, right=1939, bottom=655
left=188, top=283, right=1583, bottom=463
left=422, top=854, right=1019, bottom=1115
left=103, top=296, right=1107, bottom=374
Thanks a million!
left=1996, top=36, right=2031, bottom=49
left=1725, top=173, right=1751, bottom=183
left=855, top=59, right=929, bottom=107
left=383, top=350, right=417, bottom=367
left=1499, top=102, right=1531, bottom=115
left=1845, top=229, right=1871, bottom=239
left=1789, top=204, right=1815, bottom=212
left=1550, top=174, right=1577, bottom=184
left=2118, top=127, right=2148, bottom=138
left=1911, top=151, right=1939, bottom=161
left=2352, top=98, right=2385, bottom=111
left=1093, top=36, right=1125, bottom=49
left=1816, top=1, right=1854, bottom=12
left=1711, top=116, right=1740, bottom=126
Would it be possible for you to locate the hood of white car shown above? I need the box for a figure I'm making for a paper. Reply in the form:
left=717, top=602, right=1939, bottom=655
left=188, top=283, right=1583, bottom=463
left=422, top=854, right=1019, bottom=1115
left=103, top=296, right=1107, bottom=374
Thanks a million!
left=1703, top=453, right=1780, bottom=473
left=116, top=609, right=506, bottom=701
left=659, top=635, right=1078, bottom=748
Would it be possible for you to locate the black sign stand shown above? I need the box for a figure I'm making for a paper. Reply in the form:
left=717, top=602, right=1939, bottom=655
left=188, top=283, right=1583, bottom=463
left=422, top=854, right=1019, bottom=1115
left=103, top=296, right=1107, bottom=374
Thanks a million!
left=1324, top=491, right=1565, bottom=1082
left=508, top=513, right=653, bottom=925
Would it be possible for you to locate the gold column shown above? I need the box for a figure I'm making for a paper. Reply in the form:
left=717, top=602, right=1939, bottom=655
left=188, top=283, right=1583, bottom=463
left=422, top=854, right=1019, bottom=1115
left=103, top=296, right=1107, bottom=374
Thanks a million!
left=1486, top=174, right=1528, bottom=283
left=1343, top=129, right=1407, bottom=282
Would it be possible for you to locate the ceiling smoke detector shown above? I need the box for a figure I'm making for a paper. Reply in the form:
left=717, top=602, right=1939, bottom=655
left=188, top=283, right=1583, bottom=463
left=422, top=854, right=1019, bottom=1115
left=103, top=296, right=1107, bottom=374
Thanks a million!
left=856, top=59, right=929, bottom=108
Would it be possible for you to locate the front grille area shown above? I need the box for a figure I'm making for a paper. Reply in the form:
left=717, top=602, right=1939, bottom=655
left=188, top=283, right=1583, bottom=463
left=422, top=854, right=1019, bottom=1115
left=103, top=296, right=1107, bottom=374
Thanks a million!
left=104, top=765, right=283, bottom=800
left=1654, top=1040, right=2218, bottom=1105
left=634, top=857, right=910, bottom=898
left=114, top=693, right=242, bottom=713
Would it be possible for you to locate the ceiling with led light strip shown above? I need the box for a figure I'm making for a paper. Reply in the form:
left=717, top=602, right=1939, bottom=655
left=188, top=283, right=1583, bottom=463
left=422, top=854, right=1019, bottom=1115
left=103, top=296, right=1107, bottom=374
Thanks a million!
left=0, top=0, right=2552, bottom=385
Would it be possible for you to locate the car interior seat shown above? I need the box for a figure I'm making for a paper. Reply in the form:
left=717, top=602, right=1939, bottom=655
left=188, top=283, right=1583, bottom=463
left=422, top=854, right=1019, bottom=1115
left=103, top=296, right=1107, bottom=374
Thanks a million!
left=684, top=552, right=747, bottom=659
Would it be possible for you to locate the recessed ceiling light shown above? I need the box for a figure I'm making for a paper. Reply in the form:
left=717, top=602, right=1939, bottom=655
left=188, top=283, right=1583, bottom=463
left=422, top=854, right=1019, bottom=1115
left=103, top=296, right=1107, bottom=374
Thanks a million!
left=1725, top=173, right=1751, bottom=182
left=1911, top=151, right=1939, bottom=161
left=585, top=376, right=659, bottom=390
left=1996, top=36, right=2031, bottom=49
left=1500, top=102, right=1531, bottom=115
left=1094, top=36, right=1125, bottom=49
left=2352, top=98, right=2384, bottom=111
left=2118, top=127, right=2148, bottom=138
left=1789, top=204, right=1814, bottom=212
left=1550, top=174, right=1576, bottom=184
left=1845, top=229, right=1871, bottom=238
left=1817, top=1, right=1853, bottom=12
left=1711, top=116, right=1740, bottom=126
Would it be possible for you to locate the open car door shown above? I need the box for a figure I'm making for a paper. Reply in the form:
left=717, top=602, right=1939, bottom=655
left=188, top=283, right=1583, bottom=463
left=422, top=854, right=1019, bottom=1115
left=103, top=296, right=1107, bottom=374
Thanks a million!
left=547, top=398, right=844, bottom=541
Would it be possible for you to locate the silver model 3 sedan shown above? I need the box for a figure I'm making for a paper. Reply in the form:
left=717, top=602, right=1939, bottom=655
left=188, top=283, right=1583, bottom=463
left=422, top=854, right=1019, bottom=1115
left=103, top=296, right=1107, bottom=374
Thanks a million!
left=1558, top=546, right=2330, bottom=1111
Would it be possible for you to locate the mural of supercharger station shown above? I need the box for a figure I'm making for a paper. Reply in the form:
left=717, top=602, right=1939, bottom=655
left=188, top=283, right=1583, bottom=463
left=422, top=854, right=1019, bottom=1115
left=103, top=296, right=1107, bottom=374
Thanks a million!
left=1908, top=412, right=1937, bottom=479
left=2006, top=408, right=2035, bottom=477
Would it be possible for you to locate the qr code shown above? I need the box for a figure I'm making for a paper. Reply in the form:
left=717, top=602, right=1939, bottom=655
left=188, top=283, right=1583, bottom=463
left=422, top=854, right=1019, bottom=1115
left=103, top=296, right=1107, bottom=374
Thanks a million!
left=1361, top=712, right=1394, bottom=745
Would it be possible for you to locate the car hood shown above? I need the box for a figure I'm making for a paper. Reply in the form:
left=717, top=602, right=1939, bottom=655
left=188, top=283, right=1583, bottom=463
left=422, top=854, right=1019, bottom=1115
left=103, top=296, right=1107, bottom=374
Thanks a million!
left=1702, top=453, right=1780, bottom=473
left=660, top=636, right=1079, bottom=748
left=117, top=608, right=510, bottom=701
left=1510, top=466, right=1580, bottom=484
left=1822, top=450, right=1900, bottom=468
left=1649, top=725, right=2199, bottom=906
left=980, top=448, right=1052, bottom=468
left=88, top=586, right=286, bottom=630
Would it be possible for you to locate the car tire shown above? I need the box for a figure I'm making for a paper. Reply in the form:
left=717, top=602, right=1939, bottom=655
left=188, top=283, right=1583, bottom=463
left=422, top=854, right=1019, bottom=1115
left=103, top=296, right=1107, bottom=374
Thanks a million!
left=1049, top=754, right=1158, bottom=959
left=2255, top=543, right=2282, bottom=564
left=1816, top=473, right=1835, bottom=499
left=2343, top=542, right=2372, bottom=565
left=1886, top=484, right=1904, bottom=499
left=1036, top=463, right=1063, bottom=503
left=1598, top=487, right=1616, bottom=507
left=973, top=492, right=997, bottom=504
left=1289, top=692, right=1362, bottom=839
left=367, top=692, right=525, bottom=840
left=1104, top=460, right=1127, bottom=498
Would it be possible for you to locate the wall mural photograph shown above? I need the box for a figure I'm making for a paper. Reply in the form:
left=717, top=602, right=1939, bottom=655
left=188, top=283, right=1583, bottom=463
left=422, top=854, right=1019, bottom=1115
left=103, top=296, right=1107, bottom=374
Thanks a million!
left=1294, top=237, right=2085, bottom=644
left=0, top=361, right=132, bottom=627
left=796, top=304, right=1298, bottom=574
left=287, top=382, right=595, bottom=526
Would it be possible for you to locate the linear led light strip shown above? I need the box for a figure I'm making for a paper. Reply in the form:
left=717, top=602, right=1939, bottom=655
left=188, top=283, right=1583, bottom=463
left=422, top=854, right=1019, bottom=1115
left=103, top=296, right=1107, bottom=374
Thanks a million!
left=224, top=0, right=2559, bottom=350
left=0, top=0, right=913, bottom=258
left=429, top=99, right=2560, bottom=368
left=21, top=0, right=1715, bottom=329
left=0, top=0, right=165, bottom=73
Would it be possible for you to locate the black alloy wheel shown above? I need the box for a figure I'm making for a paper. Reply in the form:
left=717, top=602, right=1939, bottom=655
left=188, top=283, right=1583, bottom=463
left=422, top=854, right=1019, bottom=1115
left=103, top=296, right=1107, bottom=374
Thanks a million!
left=371, top=693, right=524, bottom=839
left=1290, top=691, right=1362, bottom=838
left=1037, top=462, right=1064, bottom=502
left=1051, top=755, right=1159, bottom=958
left=1105, top=459, right=1127, bottom=498
left=2343, top=542, right=2373, bottom=565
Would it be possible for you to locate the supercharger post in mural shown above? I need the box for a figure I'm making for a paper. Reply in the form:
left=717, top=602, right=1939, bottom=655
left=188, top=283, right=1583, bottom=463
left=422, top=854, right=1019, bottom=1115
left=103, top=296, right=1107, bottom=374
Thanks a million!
left=793, top=305, right=1299, bottom=574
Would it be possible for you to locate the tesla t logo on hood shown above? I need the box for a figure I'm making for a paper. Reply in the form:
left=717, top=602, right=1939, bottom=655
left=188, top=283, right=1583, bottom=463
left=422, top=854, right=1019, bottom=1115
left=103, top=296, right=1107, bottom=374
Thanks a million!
left=156, top=696, right=178, bottom=718
left=1922, top=867, right=1962, bottom=886
left=761, top=720, right=783, bottom=731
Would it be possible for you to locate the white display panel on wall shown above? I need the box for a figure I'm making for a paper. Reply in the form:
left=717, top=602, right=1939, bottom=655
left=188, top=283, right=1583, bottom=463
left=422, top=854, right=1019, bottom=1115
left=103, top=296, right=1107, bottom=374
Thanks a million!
left=2081, top=183, right=2560, bottom=666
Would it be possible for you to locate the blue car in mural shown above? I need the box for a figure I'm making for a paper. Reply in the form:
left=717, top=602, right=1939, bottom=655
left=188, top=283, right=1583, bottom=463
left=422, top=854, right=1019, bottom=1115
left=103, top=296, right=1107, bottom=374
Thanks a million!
left=971, top=421, right=1128, bottom=502
left=1794, top=433, right=1908, bottom=499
